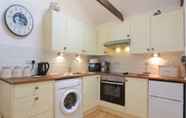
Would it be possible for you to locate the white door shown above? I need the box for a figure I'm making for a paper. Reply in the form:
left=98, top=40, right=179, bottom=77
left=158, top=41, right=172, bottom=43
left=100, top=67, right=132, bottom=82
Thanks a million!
left=83, top=76, right=99, bottom=112
left=149, top=96, right=183, bottom=118
left=150, top=9, right=184, bottom=52
left=130, top=14, right=150, bottom=53
left=82, top=24, right=97, bottom=54
left=112, top=20, right=131, bottom=41
left=66, top=16, right=84, bottom=53
left=51, top=11, right=67, bottom=51
left=96, top=24, right=112, bottom=55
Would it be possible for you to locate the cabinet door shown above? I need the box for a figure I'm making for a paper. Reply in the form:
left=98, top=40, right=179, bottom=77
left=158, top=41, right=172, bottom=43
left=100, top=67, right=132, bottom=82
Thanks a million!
left=96, top=24, right=112, bottom=55
left=150, top=9, right=184, bottom=52
left=82, top=24, right=97, bottom=54
left=112, top=20, right=131, bottom=41
left=125, top=78, right=148, bottom=118
left=83, top=76, right=100, bottom=112
left=149, top=96, right=183, bottom=118
left=13, top=98, right=33, bottom=118
left=66, top=16, right=84, bottom=53
left=130, top=15, right=150, bottom=53
left=51, top=10, right=68, bottom=51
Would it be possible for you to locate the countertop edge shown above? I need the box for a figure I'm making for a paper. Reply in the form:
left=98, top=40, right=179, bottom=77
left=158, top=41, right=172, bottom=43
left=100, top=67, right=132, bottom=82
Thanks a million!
left=0, top=73, right=185, bottom=85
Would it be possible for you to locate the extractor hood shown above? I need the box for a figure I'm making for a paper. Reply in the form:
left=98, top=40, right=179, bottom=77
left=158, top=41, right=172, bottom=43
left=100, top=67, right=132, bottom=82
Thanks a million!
left=104, top=39, right=130, bottom=48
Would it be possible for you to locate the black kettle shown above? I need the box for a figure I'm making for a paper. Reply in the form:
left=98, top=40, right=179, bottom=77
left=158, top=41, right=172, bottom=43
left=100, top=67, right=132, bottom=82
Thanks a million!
left=37, top=62, right=50, bottom=75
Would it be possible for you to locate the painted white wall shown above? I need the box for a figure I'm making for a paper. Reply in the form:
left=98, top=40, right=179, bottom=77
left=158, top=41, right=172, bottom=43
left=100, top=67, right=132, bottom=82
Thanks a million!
left=0, top=0, right=51, bottom=67
left=0, top=0, right=90, bottom=74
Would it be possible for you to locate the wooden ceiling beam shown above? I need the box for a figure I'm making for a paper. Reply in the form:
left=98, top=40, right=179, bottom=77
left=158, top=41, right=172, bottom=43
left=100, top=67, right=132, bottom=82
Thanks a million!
left=180, top=0, right=184, bottom=6
left=97, top=0, right=124, bottom=21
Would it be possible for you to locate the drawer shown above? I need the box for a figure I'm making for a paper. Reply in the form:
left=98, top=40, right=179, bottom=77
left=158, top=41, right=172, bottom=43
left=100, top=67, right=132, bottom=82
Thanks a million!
left=13, top=97, right=33, bottom=118
left=149, top=80, right=183, bottom=101
left=13, top=86, right=53, bottom=117
left=30, top=88, right=53, bottom=115
left=149, top=96, right=183, bottom=118
left=14, top=81, right=54, bottom=99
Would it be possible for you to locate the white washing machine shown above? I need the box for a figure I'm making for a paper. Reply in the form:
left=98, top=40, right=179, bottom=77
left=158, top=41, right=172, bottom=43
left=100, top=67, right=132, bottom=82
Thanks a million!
left=55, top=78, right=83, bottom=118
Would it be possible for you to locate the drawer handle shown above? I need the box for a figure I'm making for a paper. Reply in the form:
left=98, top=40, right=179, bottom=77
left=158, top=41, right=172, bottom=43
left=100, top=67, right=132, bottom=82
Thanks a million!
left=35, top=86, right=39, bottom=90
left=34, top=97, right=39, bottom=101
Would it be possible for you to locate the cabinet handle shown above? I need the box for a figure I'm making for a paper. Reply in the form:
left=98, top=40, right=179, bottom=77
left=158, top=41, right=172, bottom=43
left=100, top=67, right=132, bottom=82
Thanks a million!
left=126, top=34, right=130, bottom=38
left=35, top=86, right=39, bottom=90
left=34, top=97, right=39, bottom=101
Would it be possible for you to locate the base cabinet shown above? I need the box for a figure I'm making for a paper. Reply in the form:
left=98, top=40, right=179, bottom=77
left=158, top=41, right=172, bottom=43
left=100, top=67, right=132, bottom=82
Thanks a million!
left=98, top=77, right=148, bottom=118
left=0, top=81, right=54, bottom=118
left=125, top=78, right=148, bottom=118
left=149, top=80, right=184, bottom=118
left=83, top=76, right=100, bottom=112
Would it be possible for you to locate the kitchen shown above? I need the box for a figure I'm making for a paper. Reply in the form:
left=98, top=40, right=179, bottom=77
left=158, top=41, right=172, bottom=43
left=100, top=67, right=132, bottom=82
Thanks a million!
left=0, top=0, right=185, bottom=118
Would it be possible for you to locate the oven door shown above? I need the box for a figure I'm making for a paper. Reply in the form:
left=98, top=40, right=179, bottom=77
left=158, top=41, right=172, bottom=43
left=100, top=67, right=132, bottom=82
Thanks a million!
left=100, top=80, right=125, bottom=106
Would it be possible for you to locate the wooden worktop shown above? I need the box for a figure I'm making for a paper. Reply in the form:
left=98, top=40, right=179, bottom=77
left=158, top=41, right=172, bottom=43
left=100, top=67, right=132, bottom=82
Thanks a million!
left=0, top=72, right=185, bottom=85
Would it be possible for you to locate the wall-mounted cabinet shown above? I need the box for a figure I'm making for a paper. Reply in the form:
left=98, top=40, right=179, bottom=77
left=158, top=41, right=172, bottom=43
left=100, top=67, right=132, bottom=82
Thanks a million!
left=44, top=10, right=97, bottom=55
left=150, top=9, right=184, bottom=52
left=44, top=10, right=68, bottom=52
left=111, top=20, right=131, bottom=41
left=130, top=9, right=184, bottom=54
left=96, top=23, right=112, bottom=55
left=45, top=8, right=183, bottom=55
left=97, top=8, right=184, bottom=54
left=130, top=14, right=150, bottom=53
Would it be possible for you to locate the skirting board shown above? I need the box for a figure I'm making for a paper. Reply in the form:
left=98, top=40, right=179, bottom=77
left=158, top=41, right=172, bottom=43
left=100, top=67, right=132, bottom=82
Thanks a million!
left=84, top=105, right=139, bottom=118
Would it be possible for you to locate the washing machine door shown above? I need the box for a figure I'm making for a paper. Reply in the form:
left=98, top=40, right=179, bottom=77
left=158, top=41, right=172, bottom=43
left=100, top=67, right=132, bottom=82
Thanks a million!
left=60, top=89, right=80, bottom=114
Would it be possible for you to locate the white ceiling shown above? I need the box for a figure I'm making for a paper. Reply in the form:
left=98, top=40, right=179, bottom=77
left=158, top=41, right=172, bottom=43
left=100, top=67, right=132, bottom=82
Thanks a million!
left=61, top=0, right=181, bottom=25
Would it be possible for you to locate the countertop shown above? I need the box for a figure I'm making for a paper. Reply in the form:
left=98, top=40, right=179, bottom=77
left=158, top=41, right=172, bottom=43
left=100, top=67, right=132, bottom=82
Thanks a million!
left=0, top=72, right=185, bottom=85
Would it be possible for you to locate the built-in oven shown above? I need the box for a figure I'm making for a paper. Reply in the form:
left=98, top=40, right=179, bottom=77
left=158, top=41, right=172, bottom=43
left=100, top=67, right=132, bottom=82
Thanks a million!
left=100, top=75, right=126, bottom=106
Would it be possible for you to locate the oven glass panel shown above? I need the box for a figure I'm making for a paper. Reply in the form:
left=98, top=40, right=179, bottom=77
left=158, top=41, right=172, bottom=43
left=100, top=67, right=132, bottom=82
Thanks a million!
left=102, top=84, right=121, bottom=98
left=101, top=81, right=125, bottom=106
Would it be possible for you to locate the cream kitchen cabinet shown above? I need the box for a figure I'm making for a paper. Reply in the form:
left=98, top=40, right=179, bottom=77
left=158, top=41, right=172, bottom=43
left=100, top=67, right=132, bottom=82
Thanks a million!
left=0, top=81, right=54, bottom=118
left=83, top=76, right=100, bottom=112
left=130, top=9, right=184, bottom=54
left=111, top=20, right=131, bottom=41
left=82, top=24, right=97, bottom=55
left=67, top=18, right=97, bottom=54
left=96, top=23, right=112, bottom=55
left=150, top=9, right=184, bottom=52
left=45, top=10, right=97, bottom=54
left=66, top=16, right=84, bottom=53
left=130, top=14, right=150, bottom=53
left=125, top=77, right=148, bottom=118
left=44, top=10, right=68, bottom=52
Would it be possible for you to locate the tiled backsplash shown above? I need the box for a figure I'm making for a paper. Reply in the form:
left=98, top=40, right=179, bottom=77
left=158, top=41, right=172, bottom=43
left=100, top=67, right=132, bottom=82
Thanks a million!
left=100, top=51, right=184, bottom=76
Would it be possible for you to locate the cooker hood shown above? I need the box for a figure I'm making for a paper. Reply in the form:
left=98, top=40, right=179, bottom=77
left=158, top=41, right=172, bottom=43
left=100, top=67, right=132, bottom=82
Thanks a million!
left=104, top=39, right=130, bottom=48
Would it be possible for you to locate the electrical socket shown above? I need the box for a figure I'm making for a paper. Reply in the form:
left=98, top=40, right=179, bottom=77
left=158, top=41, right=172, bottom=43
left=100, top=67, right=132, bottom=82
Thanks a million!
left=25, top=60, right=36, bottom=65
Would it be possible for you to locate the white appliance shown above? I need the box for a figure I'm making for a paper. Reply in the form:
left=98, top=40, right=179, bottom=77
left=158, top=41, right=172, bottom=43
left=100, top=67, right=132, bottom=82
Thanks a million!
left=149, top=80, right=184, bottom=118
left=55, top=79, right=83, bottom=118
